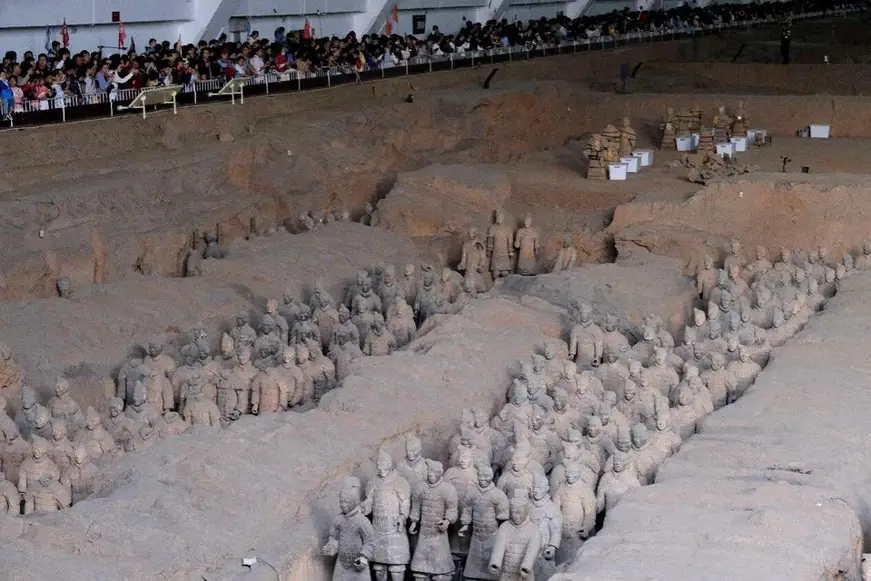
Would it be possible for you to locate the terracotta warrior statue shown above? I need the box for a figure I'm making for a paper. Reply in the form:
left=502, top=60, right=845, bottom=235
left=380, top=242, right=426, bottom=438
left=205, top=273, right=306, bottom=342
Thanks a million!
left=364, top=313, right=396, bottom=356
left=0, top=343, right=20, bottom=393
left=61, top=444, right=98, bottom=504
left=362, top=448, right=412, bottom=581
left=230, top=311, right=257, bottom=348
left=251, top=365, right=287, bottom=414
left=569, top=302, right=603, bottom=369
left=583, top=134, right=607, bottom=180
left=47, top=420, right=74, bottom=471
left=459, top=228, right=492, bottom=293
left=270, top=348, right=304, bottom=410
left=552, top=459, right=597, bottom=562
left=17, top=435, right=60, bottom=496
left=528, top=472, right=561, bottom=581
left=487, top=210, right=515, bottom=279
left=595, top=450, right=641, bottom=516
left=0, top=464, right=18, bottom=514
left=551, top=234, right=578, bottom=273
left=488, top=489, right=541, bottom=581
left=116, top=357, right=145, bottom=407
left=1, top=425, right=30, bottom=487
left=102, top=397, right=134, bottom=449
left=409, top=459, right=459, bottom=581
left=660, top=108, right=677, bottom=150
left=323, top=476, right=376, bottom=581
left=460, top=462, right=509, bottom=581
left=23, top=474, right=70, bottom=515
left=514, top=215, right=540, bottom=276
left=311, top=283, right=339, bottom=351
left=182, top=374, right=221, bottom=427
left=387, top=298, right=417, bottom=348
left=48, top=377, right=84, bottom=435
left=398, top=435, right=429, bottom=495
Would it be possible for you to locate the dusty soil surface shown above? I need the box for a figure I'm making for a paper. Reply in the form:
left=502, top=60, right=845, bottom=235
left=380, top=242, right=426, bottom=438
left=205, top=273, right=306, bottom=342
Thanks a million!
left=2, top=13, right=871, bottom=581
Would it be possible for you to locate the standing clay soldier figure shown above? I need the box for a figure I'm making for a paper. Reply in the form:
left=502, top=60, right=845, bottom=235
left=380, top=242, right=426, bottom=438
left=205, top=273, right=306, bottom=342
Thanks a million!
left=855, top=242, right=871, bottom=270
left=444, top=447, right=477, bottom=568
left=47, top=420, right=74, bottom=471
left=312, top=290, right=341, bottom=351
left=23, top=474, right=71, bottom=515
left=387, top=298, right=417, bottom=348
left=459, top=228, right=492, bottom=293
left=352, top=275, right=383, bottom=340
left=30, top=405, right=54, bottom=441
left=17, top=435, right=60, bottom=496
left=364, top=313, right=396, bottom=356
left=142, top=341, right=177, bottom=381
left=144, top=366, right=174, bottom=413
left=409, top=459, right=459, bottom=581
left=696, top=256, right=718, bottom=302
left=514, top=215, right=540, bottom=276
left=595, top=450, right=641, bottom=516
left=362, top=449, right=412, bottom=581
left=0, top=343, right=21, bottom=393
left=460, top=463, right=509, bottom=581
left=332, top=330, right=364, bottom=385
left=265, top=298, right=289, bottom=344
left=362, top=202, right=380, bottom=227
left=2, top=426, right=31, bottom=486
left=724, top=238, right=745, bottom=273
left=583, top=135, right=607, bottom=180
left=230, top=312, right=257, bottom=348
left=323, top=476, right=376, bottom=581
left=250, top=366, right=287, bottom=414
left=488, top=489, right=541, bottom=581
left=333, top=305, right=361, bottom=350
left=569, top=302, right=604, bottom=369
left=117, top=358, right=145, bottom=407
left=0, top=395, right=16, bottom=441
left=203, top=232, right=225, bottom=259
left=125, top=381, right=159, bottom=428
left=398, top=435, right=429, bottom=495
left=61, top=444, right=98, bottom=504
left=487, top=210, right=515, bottom=279
left=182, top=375, right=221, bottom=427
left=291, top=305, right=322, bottom=347
left=48, top=377, right=84, bottom=435
left=551, top=235, right=578, bottom=273
left=307, top=341, right=338, bottom=400
left=269, top=348, right=304, bottom=409
left=528, top=473, right=561, bottom=581
left=103, top=397, right=134, bottom=449
left=552, top=460, right=597, bottom=563
left=0, top=464, right=18, bottom=514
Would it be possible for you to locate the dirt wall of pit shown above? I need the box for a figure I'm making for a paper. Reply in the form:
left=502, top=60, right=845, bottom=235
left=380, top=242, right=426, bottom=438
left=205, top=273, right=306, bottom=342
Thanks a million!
left=608, top=174, right=871, bottom=271
left=648, top=62, right=871, bottom=95
left=554, top=273, right=871, bottom=581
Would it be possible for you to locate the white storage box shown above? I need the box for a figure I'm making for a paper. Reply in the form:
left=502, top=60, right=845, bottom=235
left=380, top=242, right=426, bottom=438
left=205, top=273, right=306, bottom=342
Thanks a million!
left=620, top=156, right=640, bottom=173
left=809, top=124, right=830, bottom=138
left=691, top=133, right=700, bottom=148
left=676, top=136, right=693, bottom=152
left=716, top=142, right=736, bottom=157
left=632, top=149, right=653, bottom=167
left=730, top=137, right=747, bottom=152
left=748, top=128, right=766, bottom=141
left=608, top=163, right=628, bottom=180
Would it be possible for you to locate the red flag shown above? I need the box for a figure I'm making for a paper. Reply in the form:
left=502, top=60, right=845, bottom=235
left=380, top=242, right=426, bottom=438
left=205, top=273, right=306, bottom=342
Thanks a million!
left=61, top=18, right=70, bottom=48
left=392, top=4, right=399, bottom=22
left=303, top=18, right=312, bottom=39
left=118, top=21, right=127, bottom=48
left=385, top=20, right=393, bottom=35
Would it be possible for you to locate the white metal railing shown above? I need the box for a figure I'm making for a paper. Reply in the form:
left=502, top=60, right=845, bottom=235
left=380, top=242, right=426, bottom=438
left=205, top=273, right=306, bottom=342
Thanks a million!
left=3, top=7, right=858, bottom=127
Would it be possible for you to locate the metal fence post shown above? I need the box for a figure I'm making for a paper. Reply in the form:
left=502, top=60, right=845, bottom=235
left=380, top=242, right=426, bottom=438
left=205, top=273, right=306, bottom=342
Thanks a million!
left=265, top=75, right=270, bottom=94
left=450, top=54, right=454, bottom=69
left=429, top=58, right=432, bottom=72
left=327, top=70, right=331, bottom=87
left=193, top=86, right=198, bottom=104
left=298, top=74, right=302, bottom=91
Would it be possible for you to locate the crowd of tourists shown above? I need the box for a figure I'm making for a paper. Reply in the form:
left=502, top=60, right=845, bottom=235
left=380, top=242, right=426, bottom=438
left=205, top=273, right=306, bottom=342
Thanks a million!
left=0, top=0, right=862, bottom=119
